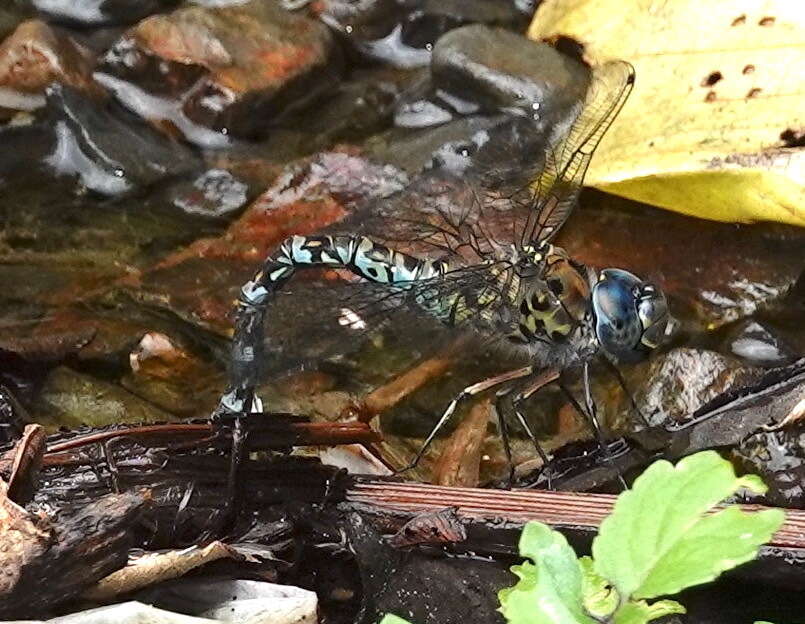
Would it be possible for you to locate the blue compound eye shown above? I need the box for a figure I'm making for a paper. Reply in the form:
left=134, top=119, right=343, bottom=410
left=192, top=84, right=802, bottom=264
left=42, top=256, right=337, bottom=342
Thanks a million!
left=592, top=269, right=668, bottom=363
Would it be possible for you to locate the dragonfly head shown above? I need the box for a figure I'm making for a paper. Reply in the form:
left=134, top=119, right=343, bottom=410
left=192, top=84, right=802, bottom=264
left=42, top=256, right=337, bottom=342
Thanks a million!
left=592, top=268, right=668, bottom=363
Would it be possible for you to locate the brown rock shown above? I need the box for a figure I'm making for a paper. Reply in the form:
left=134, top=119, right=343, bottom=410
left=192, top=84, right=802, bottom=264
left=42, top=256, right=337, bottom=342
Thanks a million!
left=100, top=0, right=341, bottom=140
left=122, top=332, right=223, bottom=415
left=0, top=20, right=100, bottom=112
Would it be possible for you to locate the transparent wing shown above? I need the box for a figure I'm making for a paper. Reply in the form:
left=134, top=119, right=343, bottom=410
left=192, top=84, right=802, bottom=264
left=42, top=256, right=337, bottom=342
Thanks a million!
left=334, top=171, right=524, bottom=266
left=518, top=60, right=635, bottom=246
left=349, top=61, right=635, bottom=259
left=263, top=260, right=519, bottom=374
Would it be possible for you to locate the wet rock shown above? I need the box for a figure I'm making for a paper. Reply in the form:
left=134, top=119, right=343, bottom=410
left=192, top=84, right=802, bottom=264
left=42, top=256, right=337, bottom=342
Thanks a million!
left=121, top=331, right=224, bottom=415
left=282, top=71, right=402, bottom=143
left=43, top=84, right=199, bottom=195
left=34, top=366, right=174, bottom=429
left=32, top=0, right=178, bottom=26
left=0, top=20, right=100, bottom=114
left=395, top=97, right=453, bottom=128
left=432, top=25, right=590, bottom=123
left=0, top=318, right=96, bottom=362
left=368, top=115, right=505, bottom=175
left=723, top=320, right=798, bottom=367
left=319, top=0, right=525, bottom=69
left=169, top=168, right=250, bottom=219
left=372, top=30, right=590, bottom=178
left=98, top=0, right=341, bottom=144
left=556, top=192, right=805, bottom=330
left=133, top=152, right=408, bottom=333
left=632, top=348, right=763, bottom=428
left=733, top=427, right=805, bottom=508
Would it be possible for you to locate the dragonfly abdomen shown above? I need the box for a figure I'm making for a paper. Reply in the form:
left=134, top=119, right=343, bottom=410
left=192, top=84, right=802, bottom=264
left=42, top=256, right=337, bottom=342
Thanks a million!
left=241, top=234, right=449, bottom=307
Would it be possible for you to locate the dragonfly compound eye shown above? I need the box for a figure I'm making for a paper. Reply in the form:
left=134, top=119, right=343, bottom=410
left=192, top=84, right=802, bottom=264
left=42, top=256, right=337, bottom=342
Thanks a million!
left=592, top=269, right=668, bottom=363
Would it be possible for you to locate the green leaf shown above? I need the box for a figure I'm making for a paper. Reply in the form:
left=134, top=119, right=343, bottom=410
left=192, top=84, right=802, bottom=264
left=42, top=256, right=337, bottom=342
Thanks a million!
left=378, top=615, right=415, bottom=624
left=499, top=522, right=595, bottom=624
left=593, top=451, right=785, bottom=599
left=579, top=556, right=618, bottom=619
left=613, top=599, right=686, bottom=624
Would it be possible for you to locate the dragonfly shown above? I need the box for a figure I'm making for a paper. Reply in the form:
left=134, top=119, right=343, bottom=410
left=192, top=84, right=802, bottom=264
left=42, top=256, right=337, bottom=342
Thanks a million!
left=213, top=60, right=669, bottom=489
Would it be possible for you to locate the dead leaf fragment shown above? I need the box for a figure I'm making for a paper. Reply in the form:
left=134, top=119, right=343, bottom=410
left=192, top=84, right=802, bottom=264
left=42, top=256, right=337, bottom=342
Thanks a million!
left=83, top=541, right=236, bottom=602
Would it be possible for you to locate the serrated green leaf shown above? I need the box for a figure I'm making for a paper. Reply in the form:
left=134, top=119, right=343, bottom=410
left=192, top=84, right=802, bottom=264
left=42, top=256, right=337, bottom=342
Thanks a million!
left=613, top=599, right=686, bottom=624
left=634, top=506, right=784, bottom=598
left=593, top=451, right=785, bottom=599
left=378, top=615, right=415, bottom=624
left=579, top=556, right=618, bottom=618
left=499, top=522, right=594, bottom=624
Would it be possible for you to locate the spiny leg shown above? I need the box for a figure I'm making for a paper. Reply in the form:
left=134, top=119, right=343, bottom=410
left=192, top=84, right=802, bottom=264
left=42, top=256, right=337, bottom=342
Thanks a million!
left=494, top=399, right=515, bottom=488
left=503, top=368, right=561, bottom=488
left=396, top=366, right=534, bottom=475
left=560, top=362, right=627, bottom=489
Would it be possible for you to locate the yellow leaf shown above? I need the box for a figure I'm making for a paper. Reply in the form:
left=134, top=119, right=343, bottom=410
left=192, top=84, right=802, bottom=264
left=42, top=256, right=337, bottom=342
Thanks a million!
left=528, top=0, right=805, bottom=226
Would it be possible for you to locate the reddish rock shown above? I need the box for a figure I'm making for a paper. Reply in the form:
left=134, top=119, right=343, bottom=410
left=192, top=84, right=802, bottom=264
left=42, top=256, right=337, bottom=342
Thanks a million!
left=0, top=20, right=100, bottom=112
left=98, top=0, right=341, bottom=142
left=133, top=152, right=408, bottom=333
left=122, top=332, right=223, bottom=416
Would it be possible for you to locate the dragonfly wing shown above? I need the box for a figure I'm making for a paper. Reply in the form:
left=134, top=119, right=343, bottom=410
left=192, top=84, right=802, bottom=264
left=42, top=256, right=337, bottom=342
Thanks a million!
left=520, top=60, right=636, bottom=246
left=263, top=259, right=519, bottom=374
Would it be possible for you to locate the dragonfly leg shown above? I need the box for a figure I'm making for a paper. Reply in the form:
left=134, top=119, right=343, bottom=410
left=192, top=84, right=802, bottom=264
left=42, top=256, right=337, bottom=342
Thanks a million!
left=396, top=366, right=534, bottom=475
left=493, top=400, right=515, bottom=489
left=560, top=363, right=628, bottom=490
left=501, top=369, right=561, bottom=489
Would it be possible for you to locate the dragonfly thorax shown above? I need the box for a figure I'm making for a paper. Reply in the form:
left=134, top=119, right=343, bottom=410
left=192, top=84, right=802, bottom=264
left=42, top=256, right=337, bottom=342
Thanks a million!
left=507, top=243, right=597, bottom=365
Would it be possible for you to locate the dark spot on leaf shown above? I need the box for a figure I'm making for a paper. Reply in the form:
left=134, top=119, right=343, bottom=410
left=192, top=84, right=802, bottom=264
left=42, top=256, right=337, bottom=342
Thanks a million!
left=780, top=128, right=805, bottom=148
left=742, top=64, right=755, bottom=75
left=702, top=71, right=723, bottom=87
left=731, top=15, right=746, bottom=26
left=705, top=91, right=717, bottom=103
left=747, top=87, right=762, bottom=98
left=758, top=16, right=775, bottom=26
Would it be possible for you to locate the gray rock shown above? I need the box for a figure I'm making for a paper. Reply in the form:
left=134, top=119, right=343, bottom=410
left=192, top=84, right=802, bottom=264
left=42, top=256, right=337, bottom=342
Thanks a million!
left=432, top=25, right=590, bottom=126
left=44, top=84, right=200, bottom=195
left=32, top=0, right=178, bottom=25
